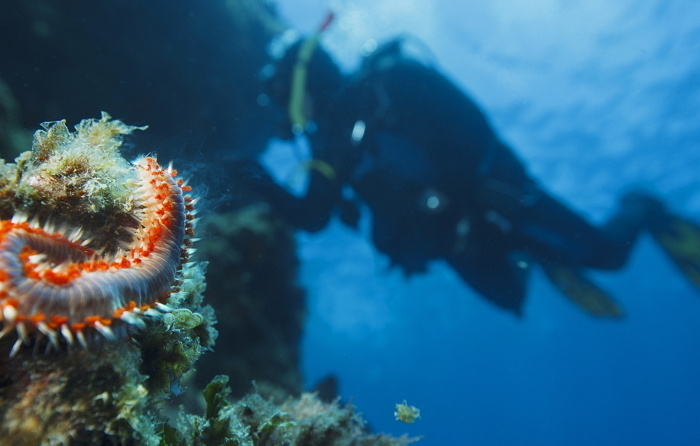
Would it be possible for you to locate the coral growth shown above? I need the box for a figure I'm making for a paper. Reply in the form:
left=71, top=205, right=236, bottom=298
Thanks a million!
left=1, top=340, right=160, bottom=446
left=172, top=375, right=419, bottom=446
left=0, top=115, right=214, bottom=445
left=0, top=112, right=145, bottom=251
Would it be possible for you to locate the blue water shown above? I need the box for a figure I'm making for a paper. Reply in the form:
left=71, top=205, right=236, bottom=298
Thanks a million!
left=267, top=1, right=700, bottom=445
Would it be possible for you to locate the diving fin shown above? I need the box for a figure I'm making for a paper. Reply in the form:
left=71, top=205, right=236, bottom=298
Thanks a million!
left=650, top=212, right=700, bottom=289
left=541, top=262, right=624, bottom=318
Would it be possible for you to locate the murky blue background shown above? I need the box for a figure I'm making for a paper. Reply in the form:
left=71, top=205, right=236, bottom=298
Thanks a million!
left=266, top=1, right=700, bottom=444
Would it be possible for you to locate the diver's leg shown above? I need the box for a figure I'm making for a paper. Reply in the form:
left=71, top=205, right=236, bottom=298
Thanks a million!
left=445, top=247, right=528, bottom=316
left=519, top=189, right=700, bottom=290
left=475, top=173, right=635, bottom=269
left=497, top=192, right=629, bottom=317
left=481, top=143, right=642, bottom=268
left=513, top=191, right=637, bottom=269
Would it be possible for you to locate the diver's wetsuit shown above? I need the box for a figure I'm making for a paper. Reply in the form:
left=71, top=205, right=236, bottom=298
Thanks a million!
left=251, top=44, right=654, bottom=315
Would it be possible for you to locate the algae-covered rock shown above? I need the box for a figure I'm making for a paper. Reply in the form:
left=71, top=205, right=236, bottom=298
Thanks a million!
left=172, top=375, right=419, bottom=446
left=0, top=343, right=158, bottom=446
left=0, top=115, right=214, bottom=446
left=0, top=112, right=146, bottom=253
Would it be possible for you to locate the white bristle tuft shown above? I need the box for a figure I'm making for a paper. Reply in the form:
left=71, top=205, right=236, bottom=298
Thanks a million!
left=155, top=302, right=174, bottom=312
left=16, top=322, right=29, bottom=344
left=61, top=324, right=74, bottom=346
left=36, top=321, right=56, bottom=339
left=94, top=321, right=116, bottom=340
left=144, top=308, right=162, bottom=317
left=76, top=330, right=88, bottom=349
left=11, top=213, right=28, bottom=224
left=67, top=227, right=85, bottom=242
left=9, top=339, right=22, bottom=357
left=120, top=312, right=146, bottom=329
left=3, top=306, right=17, bottom=323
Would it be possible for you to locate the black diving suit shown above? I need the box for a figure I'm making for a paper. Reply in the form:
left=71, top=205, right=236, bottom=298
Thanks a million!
left=243, top=39, right=699, bottom=316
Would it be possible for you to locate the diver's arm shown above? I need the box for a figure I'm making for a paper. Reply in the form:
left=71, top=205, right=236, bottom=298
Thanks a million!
left=237, top=159, right=341, bottom=232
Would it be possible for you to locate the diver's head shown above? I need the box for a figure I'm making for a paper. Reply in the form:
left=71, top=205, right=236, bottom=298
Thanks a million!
left=262, top=35, right=344, bottom=139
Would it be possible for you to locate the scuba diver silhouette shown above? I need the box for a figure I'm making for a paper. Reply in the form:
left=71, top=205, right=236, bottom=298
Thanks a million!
left=242, top=22, right=700, bottom=317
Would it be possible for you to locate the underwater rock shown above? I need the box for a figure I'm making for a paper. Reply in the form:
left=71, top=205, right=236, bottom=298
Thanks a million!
left=0, top=77, right=31, bottom=161
left=0, top=0, right=285, bottom=161
left=1, top=341, right=159, bottom=446
left=195, top=204, right=306, bottom=401
left=173, top=375, right=419, bottom=446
